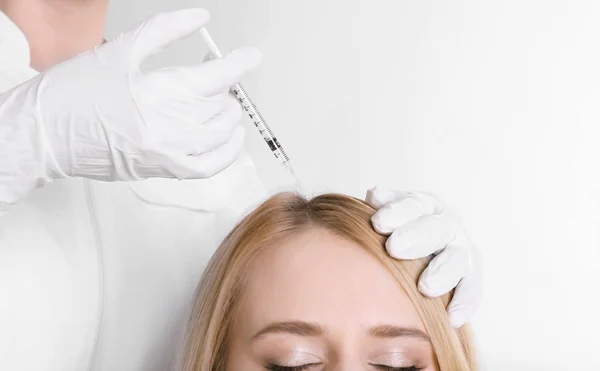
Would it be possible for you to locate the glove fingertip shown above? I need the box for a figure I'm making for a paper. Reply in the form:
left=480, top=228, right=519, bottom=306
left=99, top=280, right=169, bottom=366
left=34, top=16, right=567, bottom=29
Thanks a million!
left=384, top=237, right=405, bottom=260
left=178, top=8, right=211, bottom=25
left=370, top=211, right=394, bottom=235
left=365, top=185, right=379, bottom=203
left=417, top=276, right=447, bottom=298
left=446, top=281, right=482, bottom=328
left=147, top=8, right=211, bottom=30
left=386, top=231, right=435, bottom=260
left=366, top=185, right=395, bottom=208
left=448, top=309, right=469, bottom=328
left=129, top=8, right=211, bottom=63
left=386, top=237, right=425, bottom=261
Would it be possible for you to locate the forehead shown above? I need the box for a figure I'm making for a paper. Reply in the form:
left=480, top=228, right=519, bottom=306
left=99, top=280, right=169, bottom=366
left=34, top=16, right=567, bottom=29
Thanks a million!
left=236, top=228, right=425, bottom=336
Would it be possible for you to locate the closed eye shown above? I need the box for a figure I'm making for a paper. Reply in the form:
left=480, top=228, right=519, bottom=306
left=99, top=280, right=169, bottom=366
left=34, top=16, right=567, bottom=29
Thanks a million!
left=266, top=363, right=320, bottom=371
left=372, top=365, right=423, bottom=371
left=266, top=364, right=422, bottom=371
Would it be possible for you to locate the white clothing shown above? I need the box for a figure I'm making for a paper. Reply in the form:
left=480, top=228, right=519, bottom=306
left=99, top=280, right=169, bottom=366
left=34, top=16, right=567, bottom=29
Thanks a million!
left=0, top=11, right=266, bottom=371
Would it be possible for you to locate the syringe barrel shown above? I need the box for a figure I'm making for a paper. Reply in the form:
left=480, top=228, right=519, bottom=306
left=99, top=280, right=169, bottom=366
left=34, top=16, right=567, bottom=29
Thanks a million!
left=231, top=83, right=290, bottom=164
left=200, top=27, right=291, bottom=166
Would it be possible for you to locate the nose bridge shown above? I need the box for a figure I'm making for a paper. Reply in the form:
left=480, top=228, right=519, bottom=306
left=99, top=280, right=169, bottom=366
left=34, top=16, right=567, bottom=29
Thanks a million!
left=328, top=349, right=365, bottom=371
left=322, top=330, right=369, bottom=370
left=329, top=363, right=364, bottom=371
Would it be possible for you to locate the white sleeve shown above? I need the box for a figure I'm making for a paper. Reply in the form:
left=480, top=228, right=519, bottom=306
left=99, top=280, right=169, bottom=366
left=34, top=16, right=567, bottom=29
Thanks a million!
left=0, top=74, right=59, bottom=217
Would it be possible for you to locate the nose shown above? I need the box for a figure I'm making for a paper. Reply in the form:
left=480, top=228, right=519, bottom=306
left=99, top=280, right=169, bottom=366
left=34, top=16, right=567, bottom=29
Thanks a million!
left=328, top=357, right=365, bottom=371
left=330, top=365, right=363, bottom=371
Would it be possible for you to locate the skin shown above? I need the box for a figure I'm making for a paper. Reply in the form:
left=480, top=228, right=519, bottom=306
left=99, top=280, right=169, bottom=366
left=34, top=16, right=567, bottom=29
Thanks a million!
left=0, top=0, right=108, bottom=71
left=227, top=228, right=438, bottom=371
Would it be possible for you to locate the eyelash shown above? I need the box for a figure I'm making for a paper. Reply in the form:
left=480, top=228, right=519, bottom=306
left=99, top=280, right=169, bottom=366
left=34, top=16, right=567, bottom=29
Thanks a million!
left=375, top=367, right=423, bottom=371
left=266, top=364, right=316, bottom=371
left=266, top=364, right=422, bottom=371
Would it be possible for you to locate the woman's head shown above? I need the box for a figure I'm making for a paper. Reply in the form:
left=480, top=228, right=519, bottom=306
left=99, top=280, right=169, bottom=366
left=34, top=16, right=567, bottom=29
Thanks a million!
left=182, top=193, right=477, bottom=371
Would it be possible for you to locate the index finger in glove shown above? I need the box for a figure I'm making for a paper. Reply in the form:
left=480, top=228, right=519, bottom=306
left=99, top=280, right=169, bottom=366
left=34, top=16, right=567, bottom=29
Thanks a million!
left=418, top=245, right=482, bottom=328
left=366, top=186, right=411, bottom=208
left=167, top=94, right=243, bottom=155
left=385, top=214, right=457, bottom=259
left=447, top=270, right=483, bottom=328
left=187, top=46, right=262, bottom=97
left=370, top=188, right=445, bottom=235
left=166, top=125, right=246, bottom=179
left=417, top=244, right=471, bottom=297
left=124, top=9, right=212, bottom=65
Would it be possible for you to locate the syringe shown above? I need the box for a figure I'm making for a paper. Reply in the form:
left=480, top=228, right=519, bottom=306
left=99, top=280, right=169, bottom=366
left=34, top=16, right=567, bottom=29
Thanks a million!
left=199, top=28, right=296, bottom=180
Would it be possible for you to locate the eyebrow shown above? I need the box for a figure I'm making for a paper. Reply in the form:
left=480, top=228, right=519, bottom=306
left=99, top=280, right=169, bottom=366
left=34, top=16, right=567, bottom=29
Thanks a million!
left=252, top=321, right=430, bottom=343
left=369, top=324, right=431, bottom=342
left=252, top=321, right=323, bottom=340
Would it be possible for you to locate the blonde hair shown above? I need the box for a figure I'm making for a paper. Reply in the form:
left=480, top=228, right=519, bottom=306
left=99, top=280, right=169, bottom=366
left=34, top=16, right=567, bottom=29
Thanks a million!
left=181, top=193, right=478, bottom=371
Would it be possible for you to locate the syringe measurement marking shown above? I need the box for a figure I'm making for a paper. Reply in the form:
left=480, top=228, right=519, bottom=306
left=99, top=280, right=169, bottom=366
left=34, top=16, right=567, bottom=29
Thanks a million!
left=200, top=27, right=297, bottom=187
left=231, top=85, right=290, bottom=163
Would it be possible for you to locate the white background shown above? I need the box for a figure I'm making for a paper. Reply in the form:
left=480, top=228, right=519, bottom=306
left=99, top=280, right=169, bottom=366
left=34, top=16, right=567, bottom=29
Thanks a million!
left=107, top=1, right=600, bottom=370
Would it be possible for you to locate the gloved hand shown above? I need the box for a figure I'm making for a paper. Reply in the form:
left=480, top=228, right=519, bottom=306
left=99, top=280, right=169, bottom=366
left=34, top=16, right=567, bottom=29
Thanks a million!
left=367, top=186, right=482, bottom=328
left=0, top=9, right=259, bottom=210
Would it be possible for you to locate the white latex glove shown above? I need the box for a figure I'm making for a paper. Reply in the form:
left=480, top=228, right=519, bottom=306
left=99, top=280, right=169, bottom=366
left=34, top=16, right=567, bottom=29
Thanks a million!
left=367, top=186, right=482, bottom=328
left=0, top=9, right=260, bottom=210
